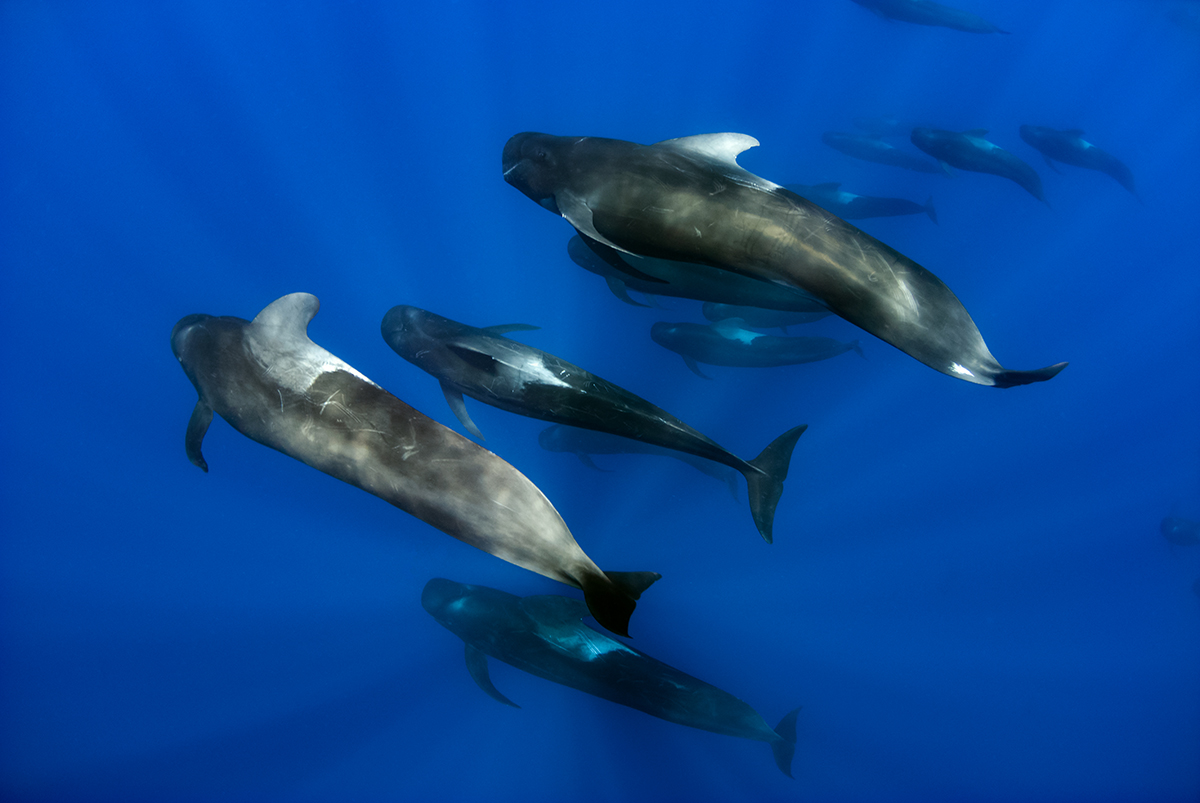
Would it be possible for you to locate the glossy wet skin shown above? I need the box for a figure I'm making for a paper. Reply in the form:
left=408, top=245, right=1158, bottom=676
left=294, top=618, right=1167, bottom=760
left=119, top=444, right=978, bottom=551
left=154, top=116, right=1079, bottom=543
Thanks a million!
left=502, top=132, right=1064, bottom=387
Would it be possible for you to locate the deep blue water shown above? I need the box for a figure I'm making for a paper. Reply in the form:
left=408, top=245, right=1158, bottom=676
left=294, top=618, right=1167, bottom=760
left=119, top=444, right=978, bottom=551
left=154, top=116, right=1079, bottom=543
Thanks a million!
left=2, top=2, right=1199, bottom=801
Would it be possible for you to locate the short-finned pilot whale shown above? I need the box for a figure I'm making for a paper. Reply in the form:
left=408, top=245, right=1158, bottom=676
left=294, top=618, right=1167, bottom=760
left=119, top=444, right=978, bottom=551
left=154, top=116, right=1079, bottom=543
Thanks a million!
left=171, top=293, right=659, bottom=636
left=382, top=305, right=806, bottom=544
left=821, top=131, right=945, bottom=175
left=652, top=319, right=864, bottom=378
left=911, top=128, right=1047, bottom=203
left=568, top=234, right=828, bottom=313
left=1018, top=125, right=1138, bottom=196
left=787, top=182, right=937, bottom=223
left=422, top=577, right=801, bottom=777
left=503, top=132, right=1065, bottom=387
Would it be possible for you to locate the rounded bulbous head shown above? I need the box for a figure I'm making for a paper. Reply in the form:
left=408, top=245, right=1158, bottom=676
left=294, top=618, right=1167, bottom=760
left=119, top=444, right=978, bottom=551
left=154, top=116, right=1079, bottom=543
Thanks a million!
left=170, top=313, right=215, bottom=363
left=502, top=132, right=567, bottom=205
left=380, top=305, right=461, bottom=365
left=649, top=321, right=681, bottom=350
left=421, top=577, right=472, bottom=622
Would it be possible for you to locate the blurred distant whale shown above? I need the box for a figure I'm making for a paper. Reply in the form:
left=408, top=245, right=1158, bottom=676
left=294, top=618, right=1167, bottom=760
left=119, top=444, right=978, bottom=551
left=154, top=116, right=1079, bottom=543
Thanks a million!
left=822, top=131, right=944, bottom=174
left=911, top=128, right=1047, bottom=203
left=504, top=131, right=1065, bottom=387
left=702, top=303, right=829, bottom=331
left=652, top=319, right=864, bottom=378
left=1018, top=125, right=1137, bottom=196
left=423, top=577, right=801, bottom=777
left=1161, top=517, right=1200, bottom=546
left=382, top=305, right=807, bottom=543
left=171, top=293, right=659, bottom=637
left=849, top=0, right=1009, bottom=33
left=568, top=234, right=828, bottom=313
left=538, top=424, right=742, bottom=500
left=788, top=182, right=937, bottom=223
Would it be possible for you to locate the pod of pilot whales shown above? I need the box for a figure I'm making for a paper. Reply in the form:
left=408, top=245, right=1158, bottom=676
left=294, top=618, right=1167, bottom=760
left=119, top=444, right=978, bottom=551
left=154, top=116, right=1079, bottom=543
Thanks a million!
left=172, top=127, right=1082, bottom=777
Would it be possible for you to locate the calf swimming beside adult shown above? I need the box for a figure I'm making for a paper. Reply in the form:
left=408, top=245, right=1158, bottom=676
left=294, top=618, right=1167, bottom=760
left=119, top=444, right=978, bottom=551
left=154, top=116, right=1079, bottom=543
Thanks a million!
left=503, top=132, right=1065, bottom=387
left=171, top=293, right=659, bottom=637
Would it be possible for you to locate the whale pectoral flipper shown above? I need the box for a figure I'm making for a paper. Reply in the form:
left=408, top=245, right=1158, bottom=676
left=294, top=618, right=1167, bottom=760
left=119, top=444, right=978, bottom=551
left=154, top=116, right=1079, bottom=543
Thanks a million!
left=744, top=424, right=808, bottom=544
left=606, top=277, right=651, bottom=307
left=771, top=707, right=801, bottom=779
left=574, top=452, right=611, bottom=473
left=990, top=361, right=1068, bottom=389
left=185, top=399, right=213, bottom=473
left=682, top=356, right=713, bottom=380
left=464, top=644, right=520, bottom=708
left=440, top=381, right=485, bottom=440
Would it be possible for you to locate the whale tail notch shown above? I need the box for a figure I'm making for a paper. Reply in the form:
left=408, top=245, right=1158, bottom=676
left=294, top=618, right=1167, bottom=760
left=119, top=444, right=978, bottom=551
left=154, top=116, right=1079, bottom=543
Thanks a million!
left=744, top=424, right=808, bottom=544
left=581, top=570, right=662, bottom=637
left=991, top=361, right=1068, bottom=388
left=771, top=707, right=801, bottom=778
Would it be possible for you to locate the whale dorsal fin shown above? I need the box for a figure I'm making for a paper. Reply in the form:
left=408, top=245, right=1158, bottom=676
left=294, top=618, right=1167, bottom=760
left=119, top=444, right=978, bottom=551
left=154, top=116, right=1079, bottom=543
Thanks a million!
left=251, top=292, right=319, bottom=334
left=654, top=132, right=761, bottom=166
left=520, top=594, right=590, bottom=625
left=962, top=129, right=989, bottom=137
left=655, top=133, right=781, bottom=193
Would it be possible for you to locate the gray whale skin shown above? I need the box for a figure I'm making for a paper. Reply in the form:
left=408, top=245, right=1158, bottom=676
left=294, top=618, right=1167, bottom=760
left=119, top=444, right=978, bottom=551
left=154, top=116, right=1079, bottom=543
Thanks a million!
left=171, top=292, right=659, bottom=637
left=502, top=132, right=1065, bottom=388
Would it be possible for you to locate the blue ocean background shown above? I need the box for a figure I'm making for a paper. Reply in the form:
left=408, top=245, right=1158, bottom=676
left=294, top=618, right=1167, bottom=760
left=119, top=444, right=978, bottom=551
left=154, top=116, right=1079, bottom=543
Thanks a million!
left=3, top=2, right=1199, bottom=801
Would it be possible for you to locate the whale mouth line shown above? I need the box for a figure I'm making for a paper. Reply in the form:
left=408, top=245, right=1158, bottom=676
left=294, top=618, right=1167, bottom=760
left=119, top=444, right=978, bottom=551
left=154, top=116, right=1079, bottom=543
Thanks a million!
left=502, top=162, right=520, bottom=178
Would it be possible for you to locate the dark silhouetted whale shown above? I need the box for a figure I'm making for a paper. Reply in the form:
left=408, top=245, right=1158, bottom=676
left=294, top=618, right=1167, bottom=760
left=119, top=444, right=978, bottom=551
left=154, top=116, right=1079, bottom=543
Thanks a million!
left=568, top=234, right=828, bottom=313
left=702, top=302, right=829, bottom=331
left=382, top=305, right=806, bottom=543
left=788, top=182, right=937, bottom=223
left=503, top=132, right=1065, bottom=387
left=911, top=128, right=1047, bottom=203
left=821, top=131, right=945, bottom=174
left=652, top=319, right=864, bottom=378
left=171, top=293, right=659, bottom=636
left=422, top=577, right=801, bottom=777
left=1019, top=125, right=1137, bottom=196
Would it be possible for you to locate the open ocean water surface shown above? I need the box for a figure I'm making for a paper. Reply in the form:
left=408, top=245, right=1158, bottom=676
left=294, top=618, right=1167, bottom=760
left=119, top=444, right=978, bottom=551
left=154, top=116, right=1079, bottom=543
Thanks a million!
left=2, top=2, right=1199, bottom=801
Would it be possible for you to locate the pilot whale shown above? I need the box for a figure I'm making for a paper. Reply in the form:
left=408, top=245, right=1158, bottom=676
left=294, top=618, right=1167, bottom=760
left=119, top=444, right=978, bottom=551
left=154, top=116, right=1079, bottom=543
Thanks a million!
left=652, top=319, right=864, bottom=378
left=422, top=577, right=801, bottom=777
left=171, top=293, right=659, bottom=636
left=503, top=132, right=1065, bottom=387
left=568, top=234, right=828, bottom=313
left=1018, top=125, right=1137, bottom=196
left=382, top=305, right=806, bottom=543
left=911, top=128, right=1047, bottom=203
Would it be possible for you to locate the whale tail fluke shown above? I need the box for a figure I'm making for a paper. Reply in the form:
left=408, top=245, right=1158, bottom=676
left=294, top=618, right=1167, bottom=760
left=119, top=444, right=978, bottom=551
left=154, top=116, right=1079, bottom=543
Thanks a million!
left=744, top=425, right=808, bottom=544
left=582, top=571, right=662, bottom=637
left=991, top=361, right=1068, bottom=388
left=770, top=707, right=802, bottom=778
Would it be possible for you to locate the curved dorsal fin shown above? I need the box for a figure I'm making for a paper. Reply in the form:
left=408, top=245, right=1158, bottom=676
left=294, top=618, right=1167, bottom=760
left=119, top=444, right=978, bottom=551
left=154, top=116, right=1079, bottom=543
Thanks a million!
left=654, top=133, right=760, bottom=167
left=251, top=292, right=319, bottom=334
